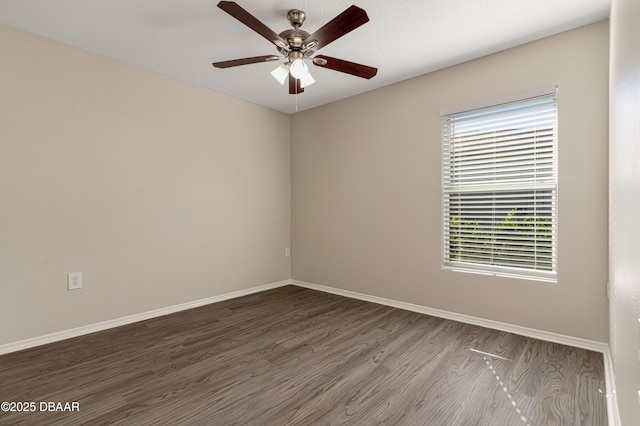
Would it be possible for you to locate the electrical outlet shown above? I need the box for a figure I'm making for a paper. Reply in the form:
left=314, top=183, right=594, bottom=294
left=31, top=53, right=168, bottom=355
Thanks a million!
left=67, top=272, right=82, bottom=290
left=285, top=248, right=291, bottom=257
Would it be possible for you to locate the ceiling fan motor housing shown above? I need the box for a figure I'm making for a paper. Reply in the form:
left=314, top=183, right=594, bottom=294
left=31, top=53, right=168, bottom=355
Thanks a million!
left=278, top=28, right=311, bottom=54
left=279, top=9, right=318, bottom=60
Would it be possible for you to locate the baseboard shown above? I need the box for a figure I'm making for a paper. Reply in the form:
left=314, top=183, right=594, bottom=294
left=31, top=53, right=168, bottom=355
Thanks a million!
left=0, top=280, right=291, bottom=356
left=603, top=348, right=621, bottom=426
left=3, top=278, right=606, bottom=354
left=291, top=280, right=607, bottom=353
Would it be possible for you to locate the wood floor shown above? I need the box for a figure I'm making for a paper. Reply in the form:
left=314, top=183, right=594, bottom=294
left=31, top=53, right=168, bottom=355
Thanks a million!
left=0, top=285, right=606, bottom=425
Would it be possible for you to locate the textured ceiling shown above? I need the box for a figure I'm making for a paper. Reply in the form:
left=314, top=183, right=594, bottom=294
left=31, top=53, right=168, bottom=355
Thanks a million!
left=0, top=0, right=610, bottom=114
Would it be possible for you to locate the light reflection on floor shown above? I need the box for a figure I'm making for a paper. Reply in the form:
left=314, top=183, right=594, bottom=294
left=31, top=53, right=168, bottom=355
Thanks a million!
left=482, top=353, right=531, bottom=426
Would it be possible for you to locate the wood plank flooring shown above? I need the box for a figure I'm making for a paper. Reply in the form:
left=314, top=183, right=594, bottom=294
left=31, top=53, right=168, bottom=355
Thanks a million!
left=0, top=285, right=607, bottom=425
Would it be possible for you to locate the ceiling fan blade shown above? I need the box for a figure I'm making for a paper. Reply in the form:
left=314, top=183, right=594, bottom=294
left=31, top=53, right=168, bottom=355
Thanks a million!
left=217, top=1, right=286, bottom=47
left=212, top=55, right=280, bottom=68
left=289, top=74, right=303, bottom=94
left=312, top=55, right=377, bottom=79
left=305, top=5, right=369, bottom=50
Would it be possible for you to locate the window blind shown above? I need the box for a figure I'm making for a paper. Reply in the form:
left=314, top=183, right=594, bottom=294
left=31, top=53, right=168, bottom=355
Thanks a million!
left=442, top=92, right=558, bottom=279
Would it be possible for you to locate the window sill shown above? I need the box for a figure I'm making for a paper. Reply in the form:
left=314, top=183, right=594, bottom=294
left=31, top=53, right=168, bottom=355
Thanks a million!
left=444, top=265, right=557, bottom=283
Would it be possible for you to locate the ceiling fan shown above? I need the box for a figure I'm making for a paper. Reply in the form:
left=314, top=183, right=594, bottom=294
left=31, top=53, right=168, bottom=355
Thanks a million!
left=212, top=1, right=378, bottom=94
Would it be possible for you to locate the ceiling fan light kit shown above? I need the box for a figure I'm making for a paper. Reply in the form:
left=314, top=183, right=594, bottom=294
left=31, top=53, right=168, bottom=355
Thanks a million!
left=212, top=1, right=378, bottom=95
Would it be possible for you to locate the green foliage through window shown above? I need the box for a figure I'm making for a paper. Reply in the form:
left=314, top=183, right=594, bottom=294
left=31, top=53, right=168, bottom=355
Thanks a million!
left=448, top=207, right=553, bottom=271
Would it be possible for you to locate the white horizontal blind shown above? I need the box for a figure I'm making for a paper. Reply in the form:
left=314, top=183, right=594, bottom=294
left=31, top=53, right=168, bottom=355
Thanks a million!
left=442, top=93, right=557, bottom=278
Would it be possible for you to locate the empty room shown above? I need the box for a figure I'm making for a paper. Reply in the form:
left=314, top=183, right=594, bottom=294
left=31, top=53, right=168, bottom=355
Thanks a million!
left=0, top=0, right=638, bottom=424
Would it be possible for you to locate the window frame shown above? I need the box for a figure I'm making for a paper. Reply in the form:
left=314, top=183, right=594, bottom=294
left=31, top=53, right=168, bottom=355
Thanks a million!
left=441, top=89, right=558, bottom=282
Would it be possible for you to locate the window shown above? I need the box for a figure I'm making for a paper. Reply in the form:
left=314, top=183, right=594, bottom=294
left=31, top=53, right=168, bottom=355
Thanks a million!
left=442, top=91, right=558, bottom=281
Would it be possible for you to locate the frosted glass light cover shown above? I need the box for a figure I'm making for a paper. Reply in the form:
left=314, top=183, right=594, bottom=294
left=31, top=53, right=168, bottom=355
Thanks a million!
left=289, top=59, right=308, bottom=79
left=270, top=63, right=289, bottom=85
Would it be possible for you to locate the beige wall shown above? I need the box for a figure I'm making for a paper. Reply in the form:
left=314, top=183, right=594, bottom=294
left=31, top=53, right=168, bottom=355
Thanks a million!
left=0, top=24, right=291, bottom=345
left=292, top=21, right=609, bottom=342
left=1, top=20, right=611, bottom=348
left=609, top=0, right=640, bottom=423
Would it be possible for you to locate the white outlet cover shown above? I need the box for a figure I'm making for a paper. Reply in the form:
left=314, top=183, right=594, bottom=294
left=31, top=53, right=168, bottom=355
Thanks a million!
left=68, top=272, right=82, bottom=290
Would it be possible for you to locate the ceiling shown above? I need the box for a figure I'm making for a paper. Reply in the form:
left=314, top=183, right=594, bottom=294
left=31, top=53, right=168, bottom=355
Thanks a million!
left=0, top=0, right=610, bottom=114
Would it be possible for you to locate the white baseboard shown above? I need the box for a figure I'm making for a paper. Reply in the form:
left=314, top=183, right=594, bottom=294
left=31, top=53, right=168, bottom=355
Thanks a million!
left=0, top=280, right=290, bottom=356
left=3, top=278, right=607, bottom=354
left=291, top=280, right=607, bottom=352
left=603, top=348, right=621, bottom=426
